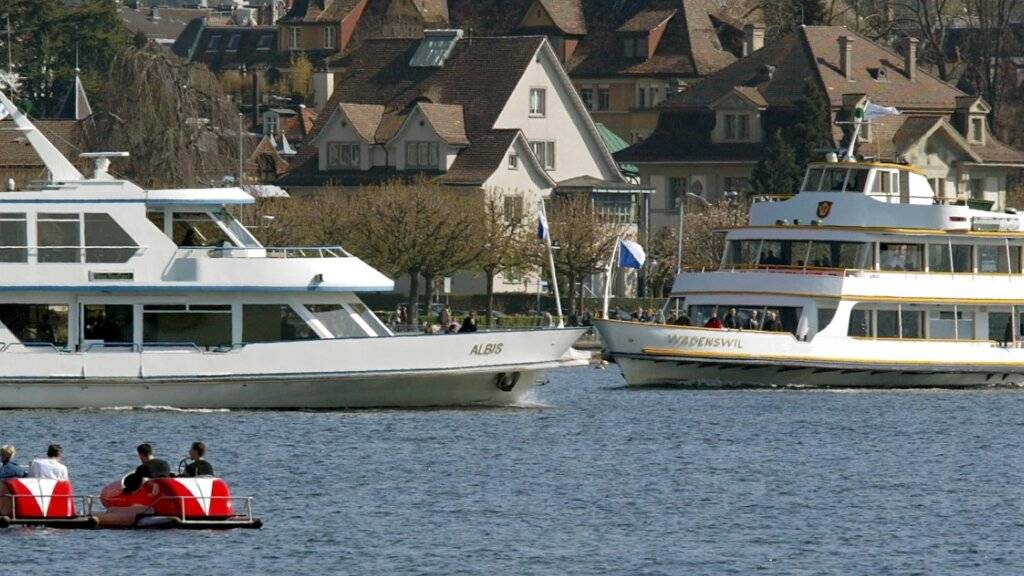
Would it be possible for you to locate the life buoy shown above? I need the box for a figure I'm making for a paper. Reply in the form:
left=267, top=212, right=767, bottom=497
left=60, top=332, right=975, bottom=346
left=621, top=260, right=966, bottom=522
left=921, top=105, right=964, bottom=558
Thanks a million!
left=495, top=372, right=521, bottom=392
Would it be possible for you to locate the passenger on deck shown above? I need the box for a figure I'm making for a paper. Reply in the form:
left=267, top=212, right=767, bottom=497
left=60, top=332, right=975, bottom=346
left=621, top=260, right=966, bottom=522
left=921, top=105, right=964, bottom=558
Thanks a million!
left=765, top=312, right=785, bottom=332
left=674, top=311, right=692, bottom=326
left=182, top=442, right=214, bottom=477
left=461, top=311, right=479, bottom=333
left=744, top=310, right=761, bottom=330
left=704, top=310, right=724, bottom=329
left=0, top=444, right=27, bottom=479
left=124, top=443, right=170, bottom=494
left=723, top=308, right=740, bottom=329
left=29, top=444, right=68, bottom=480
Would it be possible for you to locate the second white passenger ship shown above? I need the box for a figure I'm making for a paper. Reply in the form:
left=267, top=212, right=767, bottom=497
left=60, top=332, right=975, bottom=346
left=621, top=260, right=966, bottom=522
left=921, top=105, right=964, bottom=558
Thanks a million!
left=0, top=91, right=586, bottom=408
left=597, top=131, right=1024, bottom=388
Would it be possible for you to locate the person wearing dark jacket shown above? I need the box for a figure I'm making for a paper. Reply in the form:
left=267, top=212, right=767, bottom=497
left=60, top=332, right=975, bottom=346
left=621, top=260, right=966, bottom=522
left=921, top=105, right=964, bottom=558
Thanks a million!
left=123, top=443, right=171, bottom=493
left=460, top=311, right=479, bottom=333
left=723, top=308, right=740, bottom=329
left=182, top=441, right=214, bottom=477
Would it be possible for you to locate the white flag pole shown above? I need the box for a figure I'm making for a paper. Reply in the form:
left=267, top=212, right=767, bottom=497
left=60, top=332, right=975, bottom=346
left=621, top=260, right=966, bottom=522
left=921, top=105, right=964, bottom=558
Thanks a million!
left=603, top=235, right=622, bottom=319
left=540, top=200, right=564, bottom=327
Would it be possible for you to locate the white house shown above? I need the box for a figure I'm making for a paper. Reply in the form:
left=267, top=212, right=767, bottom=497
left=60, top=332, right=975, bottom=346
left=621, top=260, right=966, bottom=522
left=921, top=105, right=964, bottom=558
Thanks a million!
left=280, top=29, right=649, bottom=296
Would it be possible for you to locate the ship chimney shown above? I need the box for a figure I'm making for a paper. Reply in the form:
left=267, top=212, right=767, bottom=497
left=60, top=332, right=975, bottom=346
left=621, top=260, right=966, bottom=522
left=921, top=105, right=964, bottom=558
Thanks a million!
left=904, top=37, right=918, bottom=81
left=839, top=35, right=854, bottom=80
left=743, top=24, right=765, bottom=57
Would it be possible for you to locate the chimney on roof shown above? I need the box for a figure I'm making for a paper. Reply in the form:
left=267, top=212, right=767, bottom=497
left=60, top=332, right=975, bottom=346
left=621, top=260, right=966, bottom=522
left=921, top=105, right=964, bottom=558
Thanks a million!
left=838, top=35, right=854, bottom=80
left=904, top=37, right=918, bottom=81
left=742, top=24, right=765, bottom=57
left=313, top=70, right=335, bottom=111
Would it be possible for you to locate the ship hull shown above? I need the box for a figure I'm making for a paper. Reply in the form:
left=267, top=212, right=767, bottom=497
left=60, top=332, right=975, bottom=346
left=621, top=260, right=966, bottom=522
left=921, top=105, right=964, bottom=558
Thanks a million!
left=0, top=329, right=588, bottom=408
left=596, top=320, right=1024, bottom=389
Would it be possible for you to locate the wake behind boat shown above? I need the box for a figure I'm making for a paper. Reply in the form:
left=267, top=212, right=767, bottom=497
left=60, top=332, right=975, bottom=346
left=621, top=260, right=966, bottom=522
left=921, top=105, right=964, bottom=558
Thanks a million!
left=597, top=105, right=1024, bottom=389
left=0, top=91, right=586, bottom=408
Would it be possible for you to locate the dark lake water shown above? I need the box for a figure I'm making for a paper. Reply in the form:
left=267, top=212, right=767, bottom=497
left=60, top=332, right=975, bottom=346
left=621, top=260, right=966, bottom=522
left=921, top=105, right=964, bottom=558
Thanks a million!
left=4, top=366, right=1024, bottom=575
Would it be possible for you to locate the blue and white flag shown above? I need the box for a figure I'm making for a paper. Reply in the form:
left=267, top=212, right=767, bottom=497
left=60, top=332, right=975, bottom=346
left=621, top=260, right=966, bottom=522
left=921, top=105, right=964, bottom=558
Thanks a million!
left=537, top=209, right=549, bottom=241
left=618, top=239, right=646, bottom=269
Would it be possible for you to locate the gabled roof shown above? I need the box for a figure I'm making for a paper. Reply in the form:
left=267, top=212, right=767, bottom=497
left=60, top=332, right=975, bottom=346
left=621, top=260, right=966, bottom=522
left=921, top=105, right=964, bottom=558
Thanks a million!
left=617, top=9, right=676, bottom=33
left=335, top=103, right=385, bottom=142
left=284, top=35, right=548, bottom=185
left=711, top=86, right=768, bottom=109
left=416, top=103, right=469, bottom=146
left=280, top=0, right=365, bottom=23
left=120, top=6, right=211, bottom=42
left=173, top=24, right=278, bottom=70
left=663, top=26, right=966, bottom=112
left=434, top=130, right=521, bottom=186
left=567, top=0, right=734, bottom=78
left=527, top=0, right=586, bottom=36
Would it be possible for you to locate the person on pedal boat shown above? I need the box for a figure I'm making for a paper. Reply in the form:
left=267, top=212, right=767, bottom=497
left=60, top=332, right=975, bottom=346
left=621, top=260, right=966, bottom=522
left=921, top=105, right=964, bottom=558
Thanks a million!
left=28, top=444, right=68, bottom=480
left=181, top=441, right=214, bottom=477
left=0, top=444, right=27, bottom=478
left=123, top=443, right=170, bottom=493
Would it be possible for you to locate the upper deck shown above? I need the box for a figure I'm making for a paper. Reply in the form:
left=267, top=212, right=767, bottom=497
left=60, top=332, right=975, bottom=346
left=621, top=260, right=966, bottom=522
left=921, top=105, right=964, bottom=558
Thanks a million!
left=0, top=90, right=393, bottom=294
left=750, top=160, right=1022, bottom=234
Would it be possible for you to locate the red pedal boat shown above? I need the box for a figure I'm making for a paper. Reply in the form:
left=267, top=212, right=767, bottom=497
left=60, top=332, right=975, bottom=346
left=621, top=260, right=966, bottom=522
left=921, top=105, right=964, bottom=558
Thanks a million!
left=0, top=478, right=98, bottom=528
left=96, top=476, right=262, bottom=529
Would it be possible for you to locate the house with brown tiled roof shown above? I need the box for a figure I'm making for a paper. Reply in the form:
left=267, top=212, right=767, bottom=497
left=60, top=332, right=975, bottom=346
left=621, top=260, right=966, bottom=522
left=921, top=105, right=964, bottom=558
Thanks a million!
left=618, top=25, right=1024, bottom=231
left=510, top=0, right=741, bottom=144
left=280, top=30, right=647, bottom=294
left=0, top=120, right=91, bottom=191
left=277, top=0, right=369, bottom=56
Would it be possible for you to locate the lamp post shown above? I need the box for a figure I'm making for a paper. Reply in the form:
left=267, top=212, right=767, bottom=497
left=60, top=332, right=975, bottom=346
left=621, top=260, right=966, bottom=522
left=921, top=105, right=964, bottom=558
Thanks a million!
left=675, top=190, right=737, bottom=274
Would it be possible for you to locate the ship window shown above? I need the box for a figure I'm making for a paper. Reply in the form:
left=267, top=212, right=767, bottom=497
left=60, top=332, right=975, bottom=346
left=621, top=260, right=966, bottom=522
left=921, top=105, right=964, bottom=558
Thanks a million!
left=759, top=240, right=811, bottom=267
left=977, top=245, right=1010, bottom=273
left=243, top=305, right=319, bottom=343
left=879, top=243, right=923, bottom=271
left=305, top=304, right=363, bottom=338
left=848, top=308, right=872, bottom=337
left=722, top=240, right=761, bottom=268
left=870, top=171, right=897, bottom=196
left=901, top=310, right=924, bottom=338
left=142, top=304, right=232, bottom=348
left=172, top=212, right=234, bottom=248
left=84, top=214, right=139, bottom=263
left=823, top=168, right=849, bottom=192
left=844, top=169, right=869, bottom=192
left=82, top=304, right=134, bottom=345
left=0, top=213, right=27, bottom=263
left=928, top=309, right=974, bottom=340
left=876, top=310, right=899, bottom=338
left=990, top=311, right=1013, bottom=342
left=802, top=168, right=825, bottom=191
left=37, top=213, right=81, bottom=263
left=0, top=304, right=69, bottom=347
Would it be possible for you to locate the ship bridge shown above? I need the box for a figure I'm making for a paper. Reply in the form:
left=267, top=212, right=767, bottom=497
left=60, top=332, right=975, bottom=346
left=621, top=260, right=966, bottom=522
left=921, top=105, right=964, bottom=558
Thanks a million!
left=750, top=160, right=1022, bottom=233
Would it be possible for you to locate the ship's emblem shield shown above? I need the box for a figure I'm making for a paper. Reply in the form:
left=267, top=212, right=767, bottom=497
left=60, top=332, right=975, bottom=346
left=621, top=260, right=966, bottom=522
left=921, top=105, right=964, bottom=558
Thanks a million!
left=816, top=201, right=833, bottom=219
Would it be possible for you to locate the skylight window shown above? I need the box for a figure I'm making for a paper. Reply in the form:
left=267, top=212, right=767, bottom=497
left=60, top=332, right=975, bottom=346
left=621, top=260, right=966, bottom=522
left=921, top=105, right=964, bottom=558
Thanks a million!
left=410, top=29, right=464, bottom=68
left=257, top=34, right=273, bottom=51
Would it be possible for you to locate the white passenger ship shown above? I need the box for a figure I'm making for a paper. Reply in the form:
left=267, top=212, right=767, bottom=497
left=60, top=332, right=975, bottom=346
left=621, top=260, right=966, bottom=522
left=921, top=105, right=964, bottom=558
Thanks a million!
left=0, top=91, right=586, bottom=408
left=597, top=137, right=1024, bottom=388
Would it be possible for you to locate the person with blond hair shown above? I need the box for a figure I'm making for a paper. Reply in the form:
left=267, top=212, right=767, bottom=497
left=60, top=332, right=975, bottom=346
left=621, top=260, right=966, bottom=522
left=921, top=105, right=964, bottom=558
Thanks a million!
left=0, top=444, right=27, bottom=479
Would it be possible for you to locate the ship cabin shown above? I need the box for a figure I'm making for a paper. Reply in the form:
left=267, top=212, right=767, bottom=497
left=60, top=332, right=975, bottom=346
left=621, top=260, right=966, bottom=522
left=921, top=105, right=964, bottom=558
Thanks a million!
left=667, top=158, right=1024, bottom=347
left=0, top=184, right=394, bottom=355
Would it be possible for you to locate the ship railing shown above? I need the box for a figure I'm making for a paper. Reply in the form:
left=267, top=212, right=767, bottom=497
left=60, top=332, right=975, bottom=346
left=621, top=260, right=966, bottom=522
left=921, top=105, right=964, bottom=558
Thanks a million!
left=3, top=494, right=95, bottom=519
left=187, top=246, right=351, bottom=259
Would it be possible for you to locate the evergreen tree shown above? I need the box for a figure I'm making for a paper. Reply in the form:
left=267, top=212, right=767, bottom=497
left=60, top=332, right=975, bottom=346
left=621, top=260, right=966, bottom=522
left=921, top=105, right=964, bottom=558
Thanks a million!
left=751, top=131, right=802, bottom=195
left=785, top=78, right=833, bottom=168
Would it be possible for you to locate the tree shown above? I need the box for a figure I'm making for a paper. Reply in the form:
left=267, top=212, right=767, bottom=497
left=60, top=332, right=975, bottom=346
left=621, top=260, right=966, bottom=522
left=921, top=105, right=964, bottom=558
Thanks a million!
left=86, top=43, right=243, bottom=188
left=475, top=191, right=534, bottom=326
left=341, top=180, right=483, bottom=328
left=544, top=193, right=627, bottom=315
left=4, top=0, right=130, bottom=115
left=288, top=52, right=313, bottom=103
left=785, top=78, right=833, bottom=169
left=959, top=0, right=1022, bottom=126
left=751, top=130, right=802, bottom=196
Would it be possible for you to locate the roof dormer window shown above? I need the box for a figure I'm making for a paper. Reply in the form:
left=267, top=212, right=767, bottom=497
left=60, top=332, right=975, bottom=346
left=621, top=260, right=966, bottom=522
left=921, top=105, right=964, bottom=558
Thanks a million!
left=970, top=117, right=985, bottom=144
left=623, top=36, right=648, bottom=59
